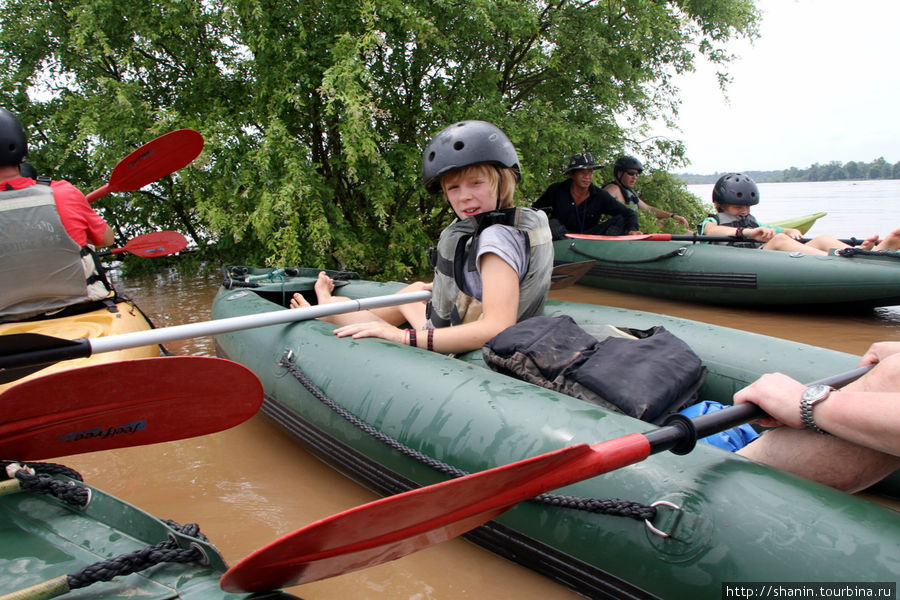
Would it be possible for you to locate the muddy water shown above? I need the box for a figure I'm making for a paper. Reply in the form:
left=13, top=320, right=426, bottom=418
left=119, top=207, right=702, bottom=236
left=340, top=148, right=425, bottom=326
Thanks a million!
left=59, top=269, right=900, bottom=599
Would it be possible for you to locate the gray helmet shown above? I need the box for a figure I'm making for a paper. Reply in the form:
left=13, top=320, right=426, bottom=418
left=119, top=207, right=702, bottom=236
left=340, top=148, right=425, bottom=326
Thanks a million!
left=713, top=172, right=759, bottom=206
left=422, top=120, right=521, bottom=194
left=613, top=155, right=643, bottom=175
left=0, top=108, right=27, bottom=166
left=564, top=152, right=601, bottom=174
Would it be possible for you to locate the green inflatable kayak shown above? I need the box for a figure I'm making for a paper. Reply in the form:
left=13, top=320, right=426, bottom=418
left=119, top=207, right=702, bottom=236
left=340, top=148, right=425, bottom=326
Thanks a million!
left=0, top=463, right=293, bottom=599
left=555, top=234, right=900, bottom=307
left=211, top=266, right=900, bottom=600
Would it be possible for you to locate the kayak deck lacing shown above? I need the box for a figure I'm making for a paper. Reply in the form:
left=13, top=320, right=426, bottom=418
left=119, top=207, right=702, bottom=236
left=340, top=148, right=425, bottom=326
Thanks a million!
left=279, top=352, right=657, bottom=521
left=568, top=242, right=687, bottom=264
left=2, top=460, right=89, bottom=507
left=836, top=247, right=900, bottom=259
left=66, top=520, right=210, bottom=591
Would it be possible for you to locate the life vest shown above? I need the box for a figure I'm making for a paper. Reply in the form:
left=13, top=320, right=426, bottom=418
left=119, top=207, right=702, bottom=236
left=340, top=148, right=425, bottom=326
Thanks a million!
left=604, top=180, right=640, bottom=208
left=482, top=315, right=706, bottom=424
left=702, top=212, right=762, bottom=248
left=0, top=181, right=111, bottom=320
left=426, top=207, right=553, bottom=328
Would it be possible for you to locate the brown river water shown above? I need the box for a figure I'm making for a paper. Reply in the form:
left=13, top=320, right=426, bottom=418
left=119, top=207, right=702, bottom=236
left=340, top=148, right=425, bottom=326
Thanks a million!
left=53, top=260, right=900, bottom=600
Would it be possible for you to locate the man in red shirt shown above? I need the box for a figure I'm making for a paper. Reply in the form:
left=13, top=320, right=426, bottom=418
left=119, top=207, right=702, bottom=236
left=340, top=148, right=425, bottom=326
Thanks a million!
left=0, top=108, right=114, bottom=319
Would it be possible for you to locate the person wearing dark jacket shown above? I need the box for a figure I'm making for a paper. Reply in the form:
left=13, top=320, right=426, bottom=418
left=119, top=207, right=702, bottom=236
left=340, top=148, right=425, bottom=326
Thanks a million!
left=533, top=153, right=640, bottom=239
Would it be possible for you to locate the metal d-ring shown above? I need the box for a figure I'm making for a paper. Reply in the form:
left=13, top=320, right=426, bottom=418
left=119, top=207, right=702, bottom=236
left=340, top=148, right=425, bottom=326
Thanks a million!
left=645, top=500, right=681, bottom=538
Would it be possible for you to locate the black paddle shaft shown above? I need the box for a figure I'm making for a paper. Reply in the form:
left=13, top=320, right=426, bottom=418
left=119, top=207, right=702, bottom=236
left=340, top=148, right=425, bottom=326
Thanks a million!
left=0, top=333, right=91, bottom=383
left=642, top=365, right=872, bottom=456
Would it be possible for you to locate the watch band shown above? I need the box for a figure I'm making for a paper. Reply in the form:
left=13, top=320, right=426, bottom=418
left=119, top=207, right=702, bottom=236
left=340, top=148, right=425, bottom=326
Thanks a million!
left=800, top=385, right=833, bottom=434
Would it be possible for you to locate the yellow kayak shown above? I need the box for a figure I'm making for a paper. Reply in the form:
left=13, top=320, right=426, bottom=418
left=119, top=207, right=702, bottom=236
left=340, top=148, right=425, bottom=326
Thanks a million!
left=0, top=296, right=159, bottom=393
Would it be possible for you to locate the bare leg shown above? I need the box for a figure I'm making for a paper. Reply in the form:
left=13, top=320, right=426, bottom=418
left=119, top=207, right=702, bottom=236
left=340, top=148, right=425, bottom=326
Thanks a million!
left=762, top=233, right=828, bottom=255
left=738, top=356, right=900, bottom=492
left=738, top=427, right=899, bottom=493
left=291, top=271, right=429, bottom=328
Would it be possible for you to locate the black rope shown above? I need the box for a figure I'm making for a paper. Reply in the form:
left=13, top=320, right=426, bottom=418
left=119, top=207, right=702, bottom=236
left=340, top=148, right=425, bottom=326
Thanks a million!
left=568, top=242, right=686, bottom=265
left=280, top=353, right=656, bottom=522
left=67, top=520, right=208, bottom=590
left=1, top=461, right=89, bottom=507
left=836, top=247, right=900, bottom=260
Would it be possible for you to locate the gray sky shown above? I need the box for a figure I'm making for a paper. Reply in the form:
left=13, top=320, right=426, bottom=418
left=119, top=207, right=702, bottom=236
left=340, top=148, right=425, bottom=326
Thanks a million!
left=657, top=0, right=900, bottom=174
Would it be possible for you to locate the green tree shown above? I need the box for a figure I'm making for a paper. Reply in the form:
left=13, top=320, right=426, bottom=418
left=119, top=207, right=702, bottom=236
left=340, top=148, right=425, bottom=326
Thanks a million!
left=0, top=0, right=759, bottom=279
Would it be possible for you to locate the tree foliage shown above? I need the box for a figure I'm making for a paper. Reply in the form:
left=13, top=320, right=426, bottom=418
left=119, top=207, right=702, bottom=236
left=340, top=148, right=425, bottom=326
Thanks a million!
left=0, top=0, right=758, bottom=279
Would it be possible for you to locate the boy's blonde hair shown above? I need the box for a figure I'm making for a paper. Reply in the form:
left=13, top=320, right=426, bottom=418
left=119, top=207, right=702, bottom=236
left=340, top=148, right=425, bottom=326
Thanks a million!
left=441, top=164, right=517, bottom=209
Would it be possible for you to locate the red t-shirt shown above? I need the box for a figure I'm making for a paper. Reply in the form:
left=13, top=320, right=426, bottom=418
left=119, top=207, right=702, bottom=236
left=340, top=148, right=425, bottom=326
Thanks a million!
left=1, top=177, right=108, bottom=246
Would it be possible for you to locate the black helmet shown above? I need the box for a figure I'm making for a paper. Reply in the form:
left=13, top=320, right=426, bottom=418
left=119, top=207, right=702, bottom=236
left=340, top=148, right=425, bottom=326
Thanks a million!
left=613, top=155, right=643, bottom=175
left=422, top=120, right=521, bottom=194
left=0, top=108, right=27, bottom=166
left=564, top=152, right=601, bottom=174
left=712, top=172, right=759, bottom=206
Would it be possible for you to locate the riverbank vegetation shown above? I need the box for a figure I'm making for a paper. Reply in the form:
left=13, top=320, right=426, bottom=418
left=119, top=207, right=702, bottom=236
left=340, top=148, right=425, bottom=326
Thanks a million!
left=680, top=157, right=900, bottom=185
left=0, top=0, right=758, bottom=280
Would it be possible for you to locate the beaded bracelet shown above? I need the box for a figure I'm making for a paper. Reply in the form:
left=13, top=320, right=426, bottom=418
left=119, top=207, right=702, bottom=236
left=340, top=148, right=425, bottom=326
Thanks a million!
left=408, top=328, right=417, bottom=348
left=427, top=328, right=435, bottom=352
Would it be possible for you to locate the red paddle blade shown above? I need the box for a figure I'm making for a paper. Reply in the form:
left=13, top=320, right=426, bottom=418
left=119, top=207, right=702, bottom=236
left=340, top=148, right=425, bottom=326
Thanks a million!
left=86, top=129, right=204, bottom=202
left=565, top=233, right=669, bottom=241
left=0, top=356, right=262, bottom=460
left=221, top=434, right=650, bottom=592
left=111, top=230, right=189, bottom=257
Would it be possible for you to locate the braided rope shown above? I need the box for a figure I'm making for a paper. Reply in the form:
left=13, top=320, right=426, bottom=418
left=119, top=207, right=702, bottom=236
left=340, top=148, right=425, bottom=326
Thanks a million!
left=280, top=353, right=655, bottom=521
left=2, top=461, right=88, bottom=507
left=67, top=520, right=207, bottom=590
left=836, top=247, right=900, bottom=259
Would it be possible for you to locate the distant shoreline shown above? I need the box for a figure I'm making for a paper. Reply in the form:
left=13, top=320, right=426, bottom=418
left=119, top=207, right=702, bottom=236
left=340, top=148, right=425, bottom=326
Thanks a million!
left=678, top=158, right=898, bottom=184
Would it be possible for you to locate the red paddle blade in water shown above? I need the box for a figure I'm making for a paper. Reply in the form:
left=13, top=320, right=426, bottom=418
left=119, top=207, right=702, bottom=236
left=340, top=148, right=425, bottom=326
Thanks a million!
left=220, top=434, right=650, bottom=592
left=0, top=356, right=262, bottom=460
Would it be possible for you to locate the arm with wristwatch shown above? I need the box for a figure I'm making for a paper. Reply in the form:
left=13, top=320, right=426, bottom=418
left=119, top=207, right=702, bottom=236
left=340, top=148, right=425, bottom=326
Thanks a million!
left=733, top=342, right=900, bottom=492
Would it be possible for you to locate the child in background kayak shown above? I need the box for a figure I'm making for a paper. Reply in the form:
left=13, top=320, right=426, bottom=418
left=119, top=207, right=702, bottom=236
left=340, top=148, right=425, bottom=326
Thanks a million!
left=290, top=120, right=553, bottom=354
left=700, top=172, right=900, bottom=254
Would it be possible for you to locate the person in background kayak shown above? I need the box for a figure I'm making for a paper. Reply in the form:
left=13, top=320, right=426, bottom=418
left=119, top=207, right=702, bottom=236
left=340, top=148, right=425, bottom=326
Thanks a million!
left=602, top=155, right=690, bottom=228
left=701, top=172, right=900, bottom=253
left=290, top=120, right=553, bottom=355
left=735, top=341, right=900, bottom=493
left=0, top=108, right=115, bottom=321
left=532, top=152, right=640, bottom=239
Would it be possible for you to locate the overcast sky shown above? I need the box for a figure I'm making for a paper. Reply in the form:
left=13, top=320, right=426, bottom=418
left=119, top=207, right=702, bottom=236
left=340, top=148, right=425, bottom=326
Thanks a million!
left=658, top=0, right=900, bottom=174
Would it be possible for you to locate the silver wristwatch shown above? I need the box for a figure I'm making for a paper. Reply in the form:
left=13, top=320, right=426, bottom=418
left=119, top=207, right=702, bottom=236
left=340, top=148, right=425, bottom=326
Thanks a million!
left=800, top=384, right=833, bottom=434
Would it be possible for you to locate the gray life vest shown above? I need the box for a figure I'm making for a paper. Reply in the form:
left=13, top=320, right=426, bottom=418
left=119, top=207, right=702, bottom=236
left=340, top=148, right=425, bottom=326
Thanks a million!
left=704, top=212, right=762, bottom=248
left=0, top=182, right=110, bottom=320
left=604, top=181, right=640, bottom=208
left=426, top=207, right=553, bottom=328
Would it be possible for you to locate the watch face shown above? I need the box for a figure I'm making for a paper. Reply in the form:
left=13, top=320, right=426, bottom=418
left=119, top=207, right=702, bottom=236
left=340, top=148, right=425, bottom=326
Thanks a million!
left=802, top=384, right=831, bottom=404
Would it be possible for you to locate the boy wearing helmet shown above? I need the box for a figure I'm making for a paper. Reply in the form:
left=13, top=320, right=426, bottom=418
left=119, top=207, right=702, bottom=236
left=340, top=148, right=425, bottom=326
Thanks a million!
left=290, top=121, right=553, bottom=354
left=701, top=173, right=898, bottom=254
left=533, top=152, right=640, bottom=238
left=0, top=108, right=115, bottom=320
left=603, top=156, right=690, bottom=228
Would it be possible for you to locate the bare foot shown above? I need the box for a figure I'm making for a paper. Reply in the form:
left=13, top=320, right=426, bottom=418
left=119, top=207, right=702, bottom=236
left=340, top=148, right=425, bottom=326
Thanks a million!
left=875, top=230, right=900, bottom=251
left=314, top=271, right=336, bottom=303
left=289, top=292, right=310, bottom=309
left=859, top=234, right=880, bottom=251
